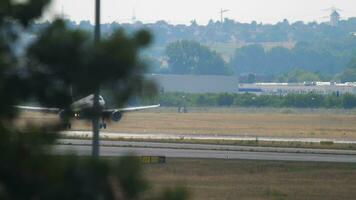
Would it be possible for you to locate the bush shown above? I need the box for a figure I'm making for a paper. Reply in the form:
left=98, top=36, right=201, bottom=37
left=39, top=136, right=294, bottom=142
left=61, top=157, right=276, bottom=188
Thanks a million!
left=157, top=92, right=356, bottom=109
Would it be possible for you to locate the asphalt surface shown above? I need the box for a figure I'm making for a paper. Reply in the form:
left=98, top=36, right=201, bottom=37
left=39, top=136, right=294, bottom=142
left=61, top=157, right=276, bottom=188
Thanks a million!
left=53, top=139, right=356, bottom=163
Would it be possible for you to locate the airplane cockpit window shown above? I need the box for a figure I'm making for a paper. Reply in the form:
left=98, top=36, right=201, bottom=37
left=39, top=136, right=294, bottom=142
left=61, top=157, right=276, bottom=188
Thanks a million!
left=90, top=96, right=103, bottom=101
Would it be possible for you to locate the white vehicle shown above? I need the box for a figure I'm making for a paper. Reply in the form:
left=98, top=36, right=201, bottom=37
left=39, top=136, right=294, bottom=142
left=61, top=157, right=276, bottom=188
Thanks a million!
left=16, top=94, right=160, bottom=129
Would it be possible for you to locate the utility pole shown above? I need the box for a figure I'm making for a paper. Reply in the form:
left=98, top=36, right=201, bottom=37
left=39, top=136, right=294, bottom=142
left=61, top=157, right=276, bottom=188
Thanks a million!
left=92, top=0, right=101, bottom=158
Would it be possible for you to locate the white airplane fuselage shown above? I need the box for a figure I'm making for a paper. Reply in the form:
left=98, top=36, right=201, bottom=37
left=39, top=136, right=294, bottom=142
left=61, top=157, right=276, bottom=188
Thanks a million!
left=70, top=94, right=106, bottom=112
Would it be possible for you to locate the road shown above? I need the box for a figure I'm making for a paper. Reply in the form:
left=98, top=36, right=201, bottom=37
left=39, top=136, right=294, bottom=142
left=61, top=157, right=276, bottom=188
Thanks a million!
left=53, top=139, right=356, bottom=163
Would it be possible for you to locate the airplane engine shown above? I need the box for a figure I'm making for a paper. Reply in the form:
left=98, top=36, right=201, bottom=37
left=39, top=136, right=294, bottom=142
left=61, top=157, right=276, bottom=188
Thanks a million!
left=111, top=111, right=123, bottom=122
left=59, top=110, right=70, bottom=120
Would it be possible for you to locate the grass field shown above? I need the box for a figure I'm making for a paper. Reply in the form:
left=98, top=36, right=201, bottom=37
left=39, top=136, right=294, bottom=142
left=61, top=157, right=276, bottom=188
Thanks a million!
left=144, top=158, right=356, bottom=200
left=18, top=107, right=356, bottom=140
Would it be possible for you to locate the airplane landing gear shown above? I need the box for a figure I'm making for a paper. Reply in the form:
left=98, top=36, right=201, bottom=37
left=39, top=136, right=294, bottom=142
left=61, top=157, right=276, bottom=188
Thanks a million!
left=99, top=116, right=107, bottom=129
left=99, top=122, right=107, bottom=129
left=62, top=122, right=71, bottom=130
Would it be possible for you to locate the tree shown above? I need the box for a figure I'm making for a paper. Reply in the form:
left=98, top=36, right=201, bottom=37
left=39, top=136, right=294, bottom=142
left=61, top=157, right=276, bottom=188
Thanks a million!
left=246, top=73, right=256, bottom=83
left=230, top=44, right=266, bottom=74
left=27, top=19, right=155, bottom=107
left=166, top=40, right=230, bottom=75
left=342, top=93, right=356, bottom=108
left=0, top=1, right=188, bottom=199
left=339, top=55, right=356, bottom=82
left=229, top=38, right=355, bottom=77
left=339, top=68, right=356, bottom=82
left=277, top=69, right=321, bottom=83
left=217, top=93, right=234, bottom=106
left=265, top=47, right=292, bottom=73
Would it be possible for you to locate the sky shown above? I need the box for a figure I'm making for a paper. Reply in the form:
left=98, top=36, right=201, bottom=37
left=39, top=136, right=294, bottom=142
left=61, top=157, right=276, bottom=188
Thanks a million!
left=43, top=0, right=356, bottom=25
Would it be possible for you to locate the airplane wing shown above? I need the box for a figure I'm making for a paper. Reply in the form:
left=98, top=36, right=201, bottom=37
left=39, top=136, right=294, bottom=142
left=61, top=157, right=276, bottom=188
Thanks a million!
left=15, top=106, right=60, bottom=113
left=104, top=104, right=160, bottom=113
left=16, top=104, right=160, bottom=115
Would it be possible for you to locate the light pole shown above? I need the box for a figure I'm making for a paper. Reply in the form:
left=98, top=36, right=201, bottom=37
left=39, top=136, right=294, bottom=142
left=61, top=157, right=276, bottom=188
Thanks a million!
left=92, top=0, right=101, bottom=158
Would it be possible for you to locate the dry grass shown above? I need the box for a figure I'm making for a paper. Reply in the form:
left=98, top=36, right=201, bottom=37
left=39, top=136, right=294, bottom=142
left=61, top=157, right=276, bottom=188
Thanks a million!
left=144, top=158, right=356, bottom=200
left=17, top=108, right=356, bottom=139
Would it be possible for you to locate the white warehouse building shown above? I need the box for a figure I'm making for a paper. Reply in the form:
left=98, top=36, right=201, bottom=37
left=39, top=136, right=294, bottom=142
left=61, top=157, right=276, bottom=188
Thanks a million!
left=238, top=82, right=356, bottom=95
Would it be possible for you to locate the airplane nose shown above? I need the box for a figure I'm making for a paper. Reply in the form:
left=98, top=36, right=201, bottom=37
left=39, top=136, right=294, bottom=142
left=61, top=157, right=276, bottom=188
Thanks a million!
left=100, top=99, right=105, bottom=106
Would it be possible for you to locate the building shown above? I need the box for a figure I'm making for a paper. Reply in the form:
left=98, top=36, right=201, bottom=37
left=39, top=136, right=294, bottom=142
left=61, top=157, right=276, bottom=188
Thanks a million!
left=238, top=82, right=356, bottom=95
left=330, top=10, right=340, bottom=27
left=146, top=74, right=356, bottom=95
left=147, top=74, right=239, bottom=93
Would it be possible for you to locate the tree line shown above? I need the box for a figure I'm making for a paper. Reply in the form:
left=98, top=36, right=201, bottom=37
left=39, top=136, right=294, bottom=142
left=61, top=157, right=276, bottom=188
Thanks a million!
left=230, top=39, right=355, bottom=76
left=149, top=92, right=356, bottom=109
left=158, top=39, right=356, bottom=81
left=36, top=17, right=356, bottom=45
left=31, top=18, right=356, bottom=80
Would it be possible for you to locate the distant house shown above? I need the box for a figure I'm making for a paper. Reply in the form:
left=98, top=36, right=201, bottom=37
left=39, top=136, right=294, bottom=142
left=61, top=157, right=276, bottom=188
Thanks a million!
left=147, top=74, right=239, bottom=93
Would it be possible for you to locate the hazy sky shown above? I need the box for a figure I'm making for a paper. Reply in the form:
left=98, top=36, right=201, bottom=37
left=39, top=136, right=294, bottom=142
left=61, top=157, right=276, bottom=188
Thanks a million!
left=44, top=0, right=356, bottom=25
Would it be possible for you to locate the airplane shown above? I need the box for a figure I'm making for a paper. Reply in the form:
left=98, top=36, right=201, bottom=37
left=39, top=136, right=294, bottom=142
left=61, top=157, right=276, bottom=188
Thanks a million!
left=16, top=94, right=160, bottom=129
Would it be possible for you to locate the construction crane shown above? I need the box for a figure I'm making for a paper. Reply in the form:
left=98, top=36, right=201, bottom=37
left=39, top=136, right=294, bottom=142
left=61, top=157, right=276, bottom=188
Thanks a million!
left=322, top=6, right=342, bottom=13
left=220, top=9, right=230, bottom=23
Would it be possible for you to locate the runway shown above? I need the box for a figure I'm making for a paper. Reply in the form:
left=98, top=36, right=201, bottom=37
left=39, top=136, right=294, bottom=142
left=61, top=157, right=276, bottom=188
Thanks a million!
left=53, top=139, right=356, bottom=163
